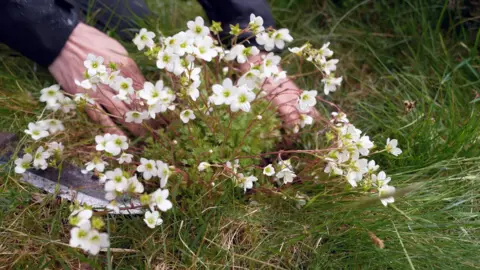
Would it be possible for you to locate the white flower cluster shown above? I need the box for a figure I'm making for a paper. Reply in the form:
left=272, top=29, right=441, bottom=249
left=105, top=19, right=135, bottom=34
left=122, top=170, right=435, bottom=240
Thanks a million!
left=95, top=133, right=128, bottom=156
left=39, top=84, right=76, bottom=113
left=262, top=159, right=298, bottom=185
left=289, top=43, right=343, bottom=95
left=198, top=158, right=297, bottom=193
left=69, top=206, right=109, bottom=255
left=14, top=142, right=63, bottom=173
left=90, top=135, right=174, bottom=218
left=324, top=112, right=401, bottom=206
left=24, top=119, right=65, bottom=141
left=11, top=13, right=408, bottom=256
left=256, top=28, right=293, bottom=51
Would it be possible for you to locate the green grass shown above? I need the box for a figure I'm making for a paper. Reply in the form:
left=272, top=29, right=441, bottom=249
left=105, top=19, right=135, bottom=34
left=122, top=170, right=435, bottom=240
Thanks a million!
left=1, top=0, right=479, bottom=269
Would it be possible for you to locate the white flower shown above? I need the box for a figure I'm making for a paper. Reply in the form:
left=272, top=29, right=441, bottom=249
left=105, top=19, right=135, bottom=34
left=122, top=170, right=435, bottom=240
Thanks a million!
left=263, top=164, right=275, bottom=176
left=25, top=122, right=49, bottom=141
left=225, top=44, right=260, bottom=64
left=58, top=96, right=76, bottom=113
left=125, top=110, right=149, bottom=124
left=193, top=36, right=218, bottom=62
left=379, top=185, right=395, bottom=206
left=261, top=52, right=281, bottom=77
left=298, top=90, right=317, bottom=112
left=237, top=174, right=257, bottom=192
left=386, top=138, right=402, bottom=156
left=345, top=159, right=368, bottom=187
left=44, top=100, right=61, bottom=111
left=99, top=173, right=108, bottom=184
left=210, top=78, right=237, bottom=105
left=103, top=70, right=120, bottom=88
left=186, top=66, right=201, bottom=82
left=150, top=189, right=173, bottom=212
left=186, top=16, right=210, bottom=38
left=271, top=70, right=287, bottom=83
left=321, top=75, right=342, bottom=95
left=69, top=208, right=92, bottom=227
left=39, top=119, right=65, bottom=134
left=186, top=80, right=200, bottom=101
left=357, top=135, right=374, bottom=156
left=276, top=168, right=296, bottom=184
left=324, top=161, right=343, bottom=176
left=107, top=201, right=120, bottom=214
left=69, top=222, right=92, bottom=250
left=104, top=168, right=128, bottom=192
left=127, top=175, right=144, bottom=193
left=273, top=29, right=293, bottom=49
left=113, top=76, right=134, bottom=101
left=137, top=158, right=157, bottom=180
left=84, top=229, right=110, bottom=255
left=75, top=79, right=93, bottom=90
left=288, top=44, right=308, bottom=55
left=147, top=90, right=176, bottom=118
left=320, top=58, right=339, bottom=75
left=299, top=114, right=313, bottom=128
left=238, top=69, right=262, bottom=89
left=249, top=14, right=265, bottom=34
left=95, top=133, right=113, bottom=152
left=256, top=32, right=275, bottom=51
left=117, top=153, right=133, bottom=164
left=74, top=93, right=95, bottom=104
left=258, top=29, right=293, bottom=51
left=337, top=149, right=351, bottom=163
left=372, top=171, right=391, bottom=187
left=47, top=141, right=64, bottom=154
left=104, top=190, right=117, bottom=201
left=166, top=31, right=194, bottom=56
left=230, top=86, right=255, bottom=112
left=156, top=160, right=171, bottom=188
left=40, top=84, right=64, bottom=105
left=157, top=49, right=180, bottom=73
left=319, top=42, right=334, bottom=58
left=84, top=157, right=108, bottom=173
left=224, top=45, right=242, bottom=62
left=133, top=28, right=156, bottom=50
left=14, top=153, right=32, bottom=174
left=341, top=124, right=362, bottom=142
left=222, top=67, right=229, bottom=75
left=105, top=134, right=128, bottom=156
left=144, top=210, right=163, bottom=229
left=367, top=160, right=379, bottom=173
left=179, top=109, right=196, bottom=124
left=84, top=53, right=106, bottom=76
left=33, top=146, right=50, bottom=170
left=139, top=81, right=164, bottom=106
left=198, top=162, right=210, bottom=171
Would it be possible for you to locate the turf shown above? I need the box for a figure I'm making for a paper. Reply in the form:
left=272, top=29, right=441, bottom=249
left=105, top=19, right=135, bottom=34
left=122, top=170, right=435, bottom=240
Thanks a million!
left=0, top=0, right=479, bottom=269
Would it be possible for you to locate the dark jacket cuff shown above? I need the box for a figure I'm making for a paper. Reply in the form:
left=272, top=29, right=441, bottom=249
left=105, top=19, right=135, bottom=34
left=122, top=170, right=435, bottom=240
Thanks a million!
left=0, top=0, right=80, bottom=67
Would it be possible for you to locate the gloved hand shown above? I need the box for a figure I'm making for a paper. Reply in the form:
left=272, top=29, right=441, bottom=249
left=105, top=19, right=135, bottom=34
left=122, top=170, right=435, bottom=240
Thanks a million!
left=49, top=22, right=145, bottom=136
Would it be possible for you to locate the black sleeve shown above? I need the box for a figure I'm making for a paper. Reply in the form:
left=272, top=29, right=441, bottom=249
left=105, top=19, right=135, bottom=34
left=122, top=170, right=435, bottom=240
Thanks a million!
left=197, top=0, right=275, bottom=47
left=0, top=0, right=80, bottom=67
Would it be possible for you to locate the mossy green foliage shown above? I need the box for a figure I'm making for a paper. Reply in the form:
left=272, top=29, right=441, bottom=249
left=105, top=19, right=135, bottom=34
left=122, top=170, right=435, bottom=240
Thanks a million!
left=144, top=100, right=280, bottom=170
